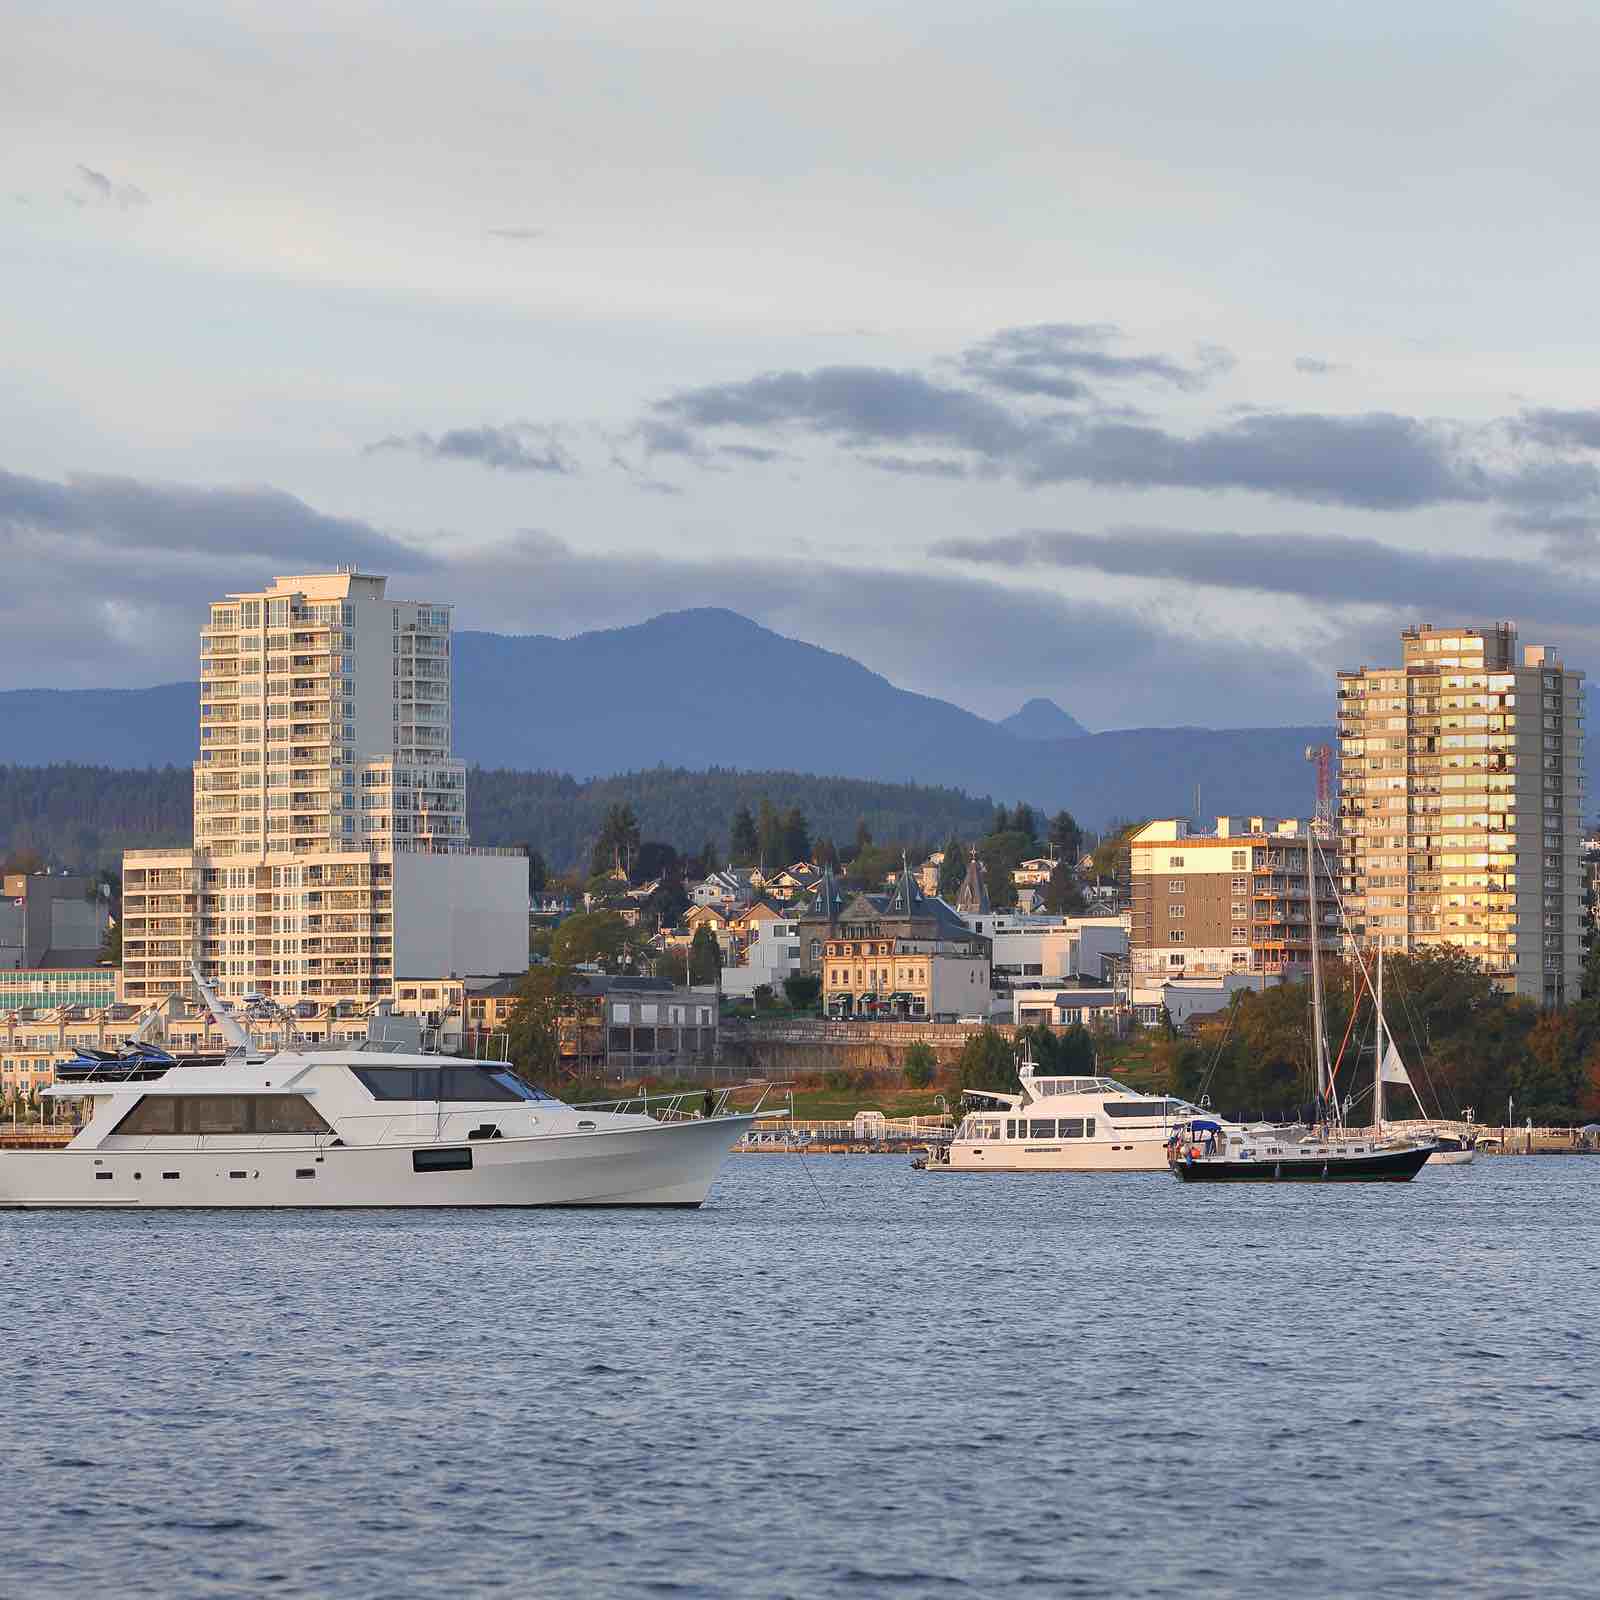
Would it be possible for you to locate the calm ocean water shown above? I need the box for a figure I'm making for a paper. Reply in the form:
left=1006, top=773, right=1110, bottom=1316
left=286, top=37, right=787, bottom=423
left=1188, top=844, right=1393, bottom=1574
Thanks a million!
left=4, top=1155, right=1598, bottom=1598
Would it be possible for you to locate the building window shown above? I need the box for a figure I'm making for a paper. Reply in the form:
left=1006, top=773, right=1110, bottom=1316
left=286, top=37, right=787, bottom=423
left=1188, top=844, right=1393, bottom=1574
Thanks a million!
left=1168, top=904, right=1185, bottom=917
left=1168, top=878, right=1185, bottom=892
left=1169, top=856, right=1184, bottom=868
left=1168, top=931, right=1185, bottom=944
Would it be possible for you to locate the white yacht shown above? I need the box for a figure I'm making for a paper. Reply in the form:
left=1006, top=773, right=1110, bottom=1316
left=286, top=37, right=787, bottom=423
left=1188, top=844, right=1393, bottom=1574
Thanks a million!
left=922, top=1057, right=1204, bottom=1173
left=0, top=973, right=764, bottom=1210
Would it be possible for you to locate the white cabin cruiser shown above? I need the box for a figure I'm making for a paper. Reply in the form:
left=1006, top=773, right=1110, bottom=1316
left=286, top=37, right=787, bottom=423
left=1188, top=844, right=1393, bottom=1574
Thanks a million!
left=0, top=969, right=763, bottom=1209
left=922, top=1056, right=1206, bottom=1173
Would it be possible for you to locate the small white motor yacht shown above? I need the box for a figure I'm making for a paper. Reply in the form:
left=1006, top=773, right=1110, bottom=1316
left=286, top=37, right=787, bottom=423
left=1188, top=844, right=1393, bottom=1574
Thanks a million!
left=920, top=1054, right=1207, bottom=1173
left=0, top=969, right=764, bottom=1210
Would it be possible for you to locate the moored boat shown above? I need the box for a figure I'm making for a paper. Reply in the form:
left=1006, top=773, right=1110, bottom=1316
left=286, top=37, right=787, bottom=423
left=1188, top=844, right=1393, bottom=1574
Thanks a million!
left=0, top=968, right=765, bottom=1209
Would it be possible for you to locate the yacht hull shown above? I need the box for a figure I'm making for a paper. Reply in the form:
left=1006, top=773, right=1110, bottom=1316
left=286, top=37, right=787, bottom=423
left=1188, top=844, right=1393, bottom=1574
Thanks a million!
left=1170, top=1144, right=1433, bottom=1182
left=940, top=1139, right=1169, bottom=1172
left=0, top=1114, right=757, bottom=1209
left=1426, top=1148, right=1475, bottom=1166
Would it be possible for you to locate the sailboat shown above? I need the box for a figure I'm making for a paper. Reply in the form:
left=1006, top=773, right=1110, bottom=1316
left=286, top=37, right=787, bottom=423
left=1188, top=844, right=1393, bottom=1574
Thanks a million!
left=1168, top=829, right=1436, bottom=1183
left=1372, top=949, right=1476, bottom=1166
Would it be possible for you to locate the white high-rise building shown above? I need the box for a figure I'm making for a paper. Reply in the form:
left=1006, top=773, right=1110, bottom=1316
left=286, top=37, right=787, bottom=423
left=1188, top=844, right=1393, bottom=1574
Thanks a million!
left=121, top=571, right=527, bottom=1007
left=1337, top=622, right=1585, bottom=1005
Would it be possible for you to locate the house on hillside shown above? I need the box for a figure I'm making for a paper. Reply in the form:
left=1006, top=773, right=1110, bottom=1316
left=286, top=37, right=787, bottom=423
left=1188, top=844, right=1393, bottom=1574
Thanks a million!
left=690, top=869, right=754, bottom=908
left=759, top=865, right=822, bottom=905
left=1012, top=856, right=1057, bottom=888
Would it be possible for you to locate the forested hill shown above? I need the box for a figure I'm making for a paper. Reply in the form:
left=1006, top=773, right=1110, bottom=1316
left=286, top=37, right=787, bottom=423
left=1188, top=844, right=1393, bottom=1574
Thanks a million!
left=0, top=764, right=1000, bottom=875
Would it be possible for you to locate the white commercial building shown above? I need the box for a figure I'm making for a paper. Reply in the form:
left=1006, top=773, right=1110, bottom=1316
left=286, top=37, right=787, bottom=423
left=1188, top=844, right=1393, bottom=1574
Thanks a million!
left=122, top=570, right=526, bottom=1007
left=954, top=909, right=1127, bottom=986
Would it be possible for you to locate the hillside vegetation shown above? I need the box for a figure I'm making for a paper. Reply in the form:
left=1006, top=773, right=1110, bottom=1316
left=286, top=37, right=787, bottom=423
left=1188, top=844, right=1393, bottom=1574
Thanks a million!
left=0, top=763, right=1001, bottom=875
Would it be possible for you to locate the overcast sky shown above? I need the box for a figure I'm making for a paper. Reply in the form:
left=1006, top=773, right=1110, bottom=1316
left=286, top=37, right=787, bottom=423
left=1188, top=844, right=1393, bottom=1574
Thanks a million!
left=7, top=0, right=1600, bottom=728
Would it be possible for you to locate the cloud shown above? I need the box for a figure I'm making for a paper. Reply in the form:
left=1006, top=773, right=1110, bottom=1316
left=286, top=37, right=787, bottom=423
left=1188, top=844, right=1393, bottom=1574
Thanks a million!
left=960, top=323, right=1230, bottom=401
left=858, top=454, right=968, bottom=479
left=365, top=423, right=576, bottom=474
left=0, top=463, right=1338, bottom=724
left=1294, top=356, right=1343, bottom=376
left=70, top=164, right=148, bottom=209
left=0, top=467, right=421, bottom=566
left=0, top=466, right=436, bottom=687
left=486, top=226, right=545, bottom=241
left=657, top=364, right=1031, bottom=458
left=1514, top=409, right=1600, bottom=451
left=652, top=349, right=1600, bottom=516
left=931, top=525, right=1600, bottom=630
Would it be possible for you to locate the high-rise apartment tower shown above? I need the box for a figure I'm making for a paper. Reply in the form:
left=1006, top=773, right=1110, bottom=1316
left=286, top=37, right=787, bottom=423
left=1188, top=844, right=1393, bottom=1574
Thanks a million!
left=1336, top=623, right=1584, bottom=1005
left=121, top=572, right=526, bottom=1006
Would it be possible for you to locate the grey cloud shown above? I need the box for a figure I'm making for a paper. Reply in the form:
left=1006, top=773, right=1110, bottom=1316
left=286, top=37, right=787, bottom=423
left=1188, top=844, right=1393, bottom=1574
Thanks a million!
left=960, top=324, right=1228, bottom=401
left=716, top=444, right=786, bottom=463
left=487, top=226, right=545, bottom=241
left=858, top=454, right=969, bottom=479
left=0, top=467, right=436, bottom=687
left=366, top=423, right=576, bottom=474
left=1515, top=409, right=1600, bottom=451
left=657, top=366, right=1030, bottom=456
left=0, top=466, right=422, bottom=567
left=651, top=351, right=1595, bottom=512
left=0, top=464, right=1335, bottom=725
left=931, top=525, right=1600, bottom=631
left=1294, top=356, right=1343, bottom=376
left=72, top=164, right=148, bottom=209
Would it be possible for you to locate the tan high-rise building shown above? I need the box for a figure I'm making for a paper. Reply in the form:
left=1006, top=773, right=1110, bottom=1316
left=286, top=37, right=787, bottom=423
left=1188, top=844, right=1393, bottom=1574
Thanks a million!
left=120, top=571, right=527, bottom=1008
left=1337, top=623, right=1584, bottom=1005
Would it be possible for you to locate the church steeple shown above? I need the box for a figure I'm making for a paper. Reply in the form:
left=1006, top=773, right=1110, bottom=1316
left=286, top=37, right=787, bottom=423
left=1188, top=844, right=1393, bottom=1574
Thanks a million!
left=955, top=844, right=991, bottom=915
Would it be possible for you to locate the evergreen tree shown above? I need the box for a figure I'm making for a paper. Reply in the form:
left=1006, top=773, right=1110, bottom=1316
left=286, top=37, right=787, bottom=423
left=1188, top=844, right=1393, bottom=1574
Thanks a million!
left=1048, top=810, right=1082, bottom=863
left=780, top=806, right=811, bottom=864
left=852, top=818, right=873, bottom=860
left=1012, top=803, right=1037, bottom=841
left=992, top=805, right=1011, bottom=835
left=1042, top=860, right=1086, bottom=915
left=729, top=805, right=760, bottom=866
left=902, top=1041, right=937, bottom=1088
left=524, top=847, right=549, bottom=895
left=698, top=838, right=720, bottom=875
left=937, top=838, right=967, bottom=901
left=590, top=803, right=640, bottom=878
left=813, top=837, right=840, bottom=872
left=757, top=797, right=784, bottom=870
left=689, top=924, right=723, bottom=984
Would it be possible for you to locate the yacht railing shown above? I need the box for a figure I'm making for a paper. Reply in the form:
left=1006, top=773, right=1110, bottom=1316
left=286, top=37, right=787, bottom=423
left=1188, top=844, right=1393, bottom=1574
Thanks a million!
left=575, top=1082, right=787, bottom=1123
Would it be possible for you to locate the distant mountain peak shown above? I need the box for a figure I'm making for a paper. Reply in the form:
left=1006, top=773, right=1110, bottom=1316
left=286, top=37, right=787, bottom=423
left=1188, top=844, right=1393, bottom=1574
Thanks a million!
left=998, top=697, right=1089, bottom=740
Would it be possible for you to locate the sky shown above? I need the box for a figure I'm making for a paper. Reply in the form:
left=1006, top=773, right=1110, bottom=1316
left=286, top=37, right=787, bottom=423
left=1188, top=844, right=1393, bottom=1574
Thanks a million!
left=6, top=0, right=1600, bottom=729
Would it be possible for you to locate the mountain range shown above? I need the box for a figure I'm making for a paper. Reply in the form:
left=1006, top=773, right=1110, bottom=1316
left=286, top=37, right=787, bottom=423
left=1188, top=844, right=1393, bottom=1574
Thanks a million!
left=2, top=607, right=1343, bottom=825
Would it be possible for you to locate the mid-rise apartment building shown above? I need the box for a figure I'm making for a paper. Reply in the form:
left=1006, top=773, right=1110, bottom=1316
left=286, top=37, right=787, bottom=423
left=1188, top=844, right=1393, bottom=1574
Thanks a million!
left=1130, top=817, right=1337, bottom=983
left=1337, top=623, right=1584, bottom=1004
left=122, top=570, right=526, bottom=1007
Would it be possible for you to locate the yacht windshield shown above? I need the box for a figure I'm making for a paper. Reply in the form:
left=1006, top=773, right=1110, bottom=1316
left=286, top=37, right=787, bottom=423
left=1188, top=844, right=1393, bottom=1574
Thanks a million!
left=352, top=1065, right=556, bottom=1103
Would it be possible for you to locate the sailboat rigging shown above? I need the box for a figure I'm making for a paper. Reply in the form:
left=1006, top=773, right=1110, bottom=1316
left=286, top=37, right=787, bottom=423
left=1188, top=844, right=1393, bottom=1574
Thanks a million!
left=1168, top=807, right=1436, bottom=1184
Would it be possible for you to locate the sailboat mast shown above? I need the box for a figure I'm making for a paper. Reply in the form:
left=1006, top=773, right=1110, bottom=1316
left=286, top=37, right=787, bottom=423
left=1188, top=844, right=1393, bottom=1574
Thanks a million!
left=1307, top=828, right=1328, bottom=1116
left=1374, top=944, right=1385, bottom=1129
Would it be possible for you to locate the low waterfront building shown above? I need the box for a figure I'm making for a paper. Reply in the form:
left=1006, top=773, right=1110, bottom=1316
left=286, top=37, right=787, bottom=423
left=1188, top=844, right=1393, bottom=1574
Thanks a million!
left=0, top=961, right=118, bottom=1013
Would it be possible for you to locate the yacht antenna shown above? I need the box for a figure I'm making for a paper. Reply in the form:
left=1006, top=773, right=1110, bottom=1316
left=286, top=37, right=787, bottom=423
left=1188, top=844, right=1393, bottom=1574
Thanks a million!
left=189, top=962, right=253, bottom=1063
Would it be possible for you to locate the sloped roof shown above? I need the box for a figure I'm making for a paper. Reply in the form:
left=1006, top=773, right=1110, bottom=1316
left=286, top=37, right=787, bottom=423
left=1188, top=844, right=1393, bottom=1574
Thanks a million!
left=955, top=847, right=991, bottom=915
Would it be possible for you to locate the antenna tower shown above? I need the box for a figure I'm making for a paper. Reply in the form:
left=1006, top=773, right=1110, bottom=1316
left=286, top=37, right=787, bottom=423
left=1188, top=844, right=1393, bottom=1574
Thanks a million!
left=1304, top=743, right=1333, bottom=838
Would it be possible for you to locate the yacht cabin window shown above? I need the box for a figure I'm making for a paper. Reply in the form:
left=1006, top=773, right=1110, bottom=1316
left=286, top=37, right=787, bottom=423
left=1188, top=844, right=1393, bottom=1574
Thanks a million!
left=352, top=1065, right=553, bottom=1103
left=114, top=1094, right=331, bottom=1136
